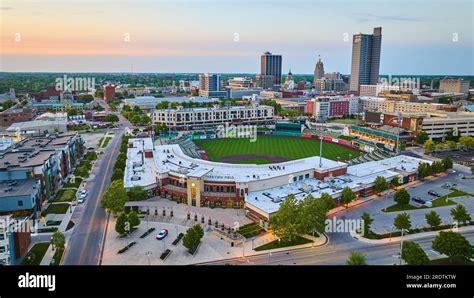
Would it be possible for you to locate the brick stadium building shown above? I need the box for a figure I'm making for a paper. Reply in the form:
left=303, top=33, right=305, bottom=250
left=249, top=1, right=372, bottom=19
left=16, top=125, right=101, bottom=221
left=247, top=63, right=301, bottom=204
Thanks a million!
left=124, top=137, right=429, bottom=227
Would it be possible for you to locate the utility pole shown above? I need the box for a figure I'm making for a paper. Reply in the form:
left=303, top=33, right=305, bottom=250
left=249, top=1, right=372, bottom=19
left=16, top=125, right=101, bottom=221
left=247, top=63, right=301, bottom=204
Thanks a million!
left=396, top=112, right=401, bottom=155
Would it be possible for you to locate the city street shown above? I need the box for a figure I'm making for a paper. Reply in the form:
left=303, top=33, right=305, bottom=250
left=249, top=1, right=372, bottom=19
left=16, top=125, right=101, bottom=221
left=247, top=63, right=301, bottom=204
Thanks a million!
left=62, top=105, right=129, bottom=265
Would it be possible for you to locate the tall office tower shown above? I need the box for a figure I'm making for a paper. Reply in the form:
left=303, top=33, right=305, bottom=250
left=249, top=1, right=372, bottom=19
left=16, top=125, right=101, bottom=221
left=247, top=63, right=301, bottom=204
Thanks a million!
left=349, top=27, right=382, bottom=92
left=260, top=51, right=282, bottom=87
left=313, top=56, right=325, bottom=85
left=199, top=73, right=221, bottom=97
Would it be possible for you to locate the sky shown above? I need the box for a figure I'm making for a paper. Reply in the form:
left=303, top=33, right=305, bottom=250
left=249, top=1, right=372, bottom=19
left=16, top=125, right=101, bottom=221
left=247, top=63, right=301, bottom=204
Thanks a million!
left=0, top=0, right=473, bottom=74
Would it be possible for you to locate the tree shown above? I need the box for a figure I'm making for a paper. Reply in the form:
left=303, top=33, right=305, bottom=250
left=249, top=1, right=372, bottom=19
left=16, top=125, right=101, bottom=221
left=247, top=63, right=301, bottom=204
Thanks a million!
left=340, top=187, right=356, bottom=208
left=127, top=185, right=147, bottom=201
left=182, top=224, right=204, bottom=253
left=101, top=180, right=128, bottom=215
left=415, top=131, right=429, bottom=144
left=425, top=211, right=441, bottom=228
left=450, top=205, right=472, bottom=224
left=319, top=192, right=335, bottom=211
left=401, top=241, right=430, bottom=265
left=394, top=213, right=412, bottom=231
left=418, top=162, right=432, bottom=180
left=2, top=99, right=14, bottom=110
left=104, top=114, right=119, bottom=122
left=270, top=195, right=304, bottom=241
left=127, top=211, right=140, bottom=228
left=471, top=166, right=474, bottom=175
left=441, top=156, right=453, bottom=171
left=373, top=176, right=389, bottom=195
left=299, top=195, right=328, bottom=236
left=67, top=109, right=78, bottom=116
left=432, top=231, right=473, bottom=262
left=360, top=212, right=373, bottom=237
left=111, top=168, right=124, bottom=181
left=445, top=128, right=460, bottom=142
left=390, top=176, right=401, bottom=188
left=435, top=143, right=446, bottom=154
left=431, top=160, right=444, bottom=174
left=51, top=231, right=65, bottom=249
left=459, top=136, right=474, bottom=149
left=446, top=140, right=457, bottom=151
left=423, top=140, right=435, bottom=153
left=115, top=212, right=129, bottom=236
left=394, top=188, right=410, bottom=206
left=346, top=252, right=366, bottom=265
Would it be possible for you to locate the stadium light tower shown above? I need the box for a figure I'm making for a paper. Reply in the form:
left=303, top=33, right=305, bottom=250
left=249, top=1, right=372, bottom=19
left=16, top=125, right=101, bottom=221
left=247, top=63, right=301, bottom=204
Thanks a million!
left=319, top=121, right=324, bottom=168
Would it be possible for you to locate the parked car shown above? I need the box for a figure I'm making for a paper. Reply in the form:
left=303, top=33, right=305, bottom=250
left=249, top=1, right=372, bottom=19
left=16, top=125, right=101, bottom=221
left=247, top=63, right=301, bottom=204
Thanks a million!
left=412, top=196, right=425, bottom=204
left=78, top=190, right=87, bottom=203
left=156, top=229, right=168, bottom=240
left=448, top=169, right=456, bottom=174
left=428, top=190, right=440, bottom=197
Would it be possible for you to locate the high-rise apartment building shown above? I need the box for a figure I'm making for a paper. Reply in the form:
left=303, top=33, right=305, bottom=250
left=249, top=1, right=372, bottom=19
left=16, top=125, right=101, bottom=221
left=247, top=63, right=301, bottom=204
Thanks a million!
left=103, top=84, right=116, bottom=100
left=260, top=51, right=282, bottom=87
left=349, top=27, right=382, bottom=92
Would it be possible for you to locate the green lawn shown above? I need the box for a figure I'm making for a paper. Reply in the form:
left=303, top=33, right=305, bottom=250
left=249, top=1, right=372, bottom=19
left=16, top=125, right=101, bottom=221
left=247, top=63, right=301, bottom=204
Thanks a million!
left=327, top=118, right=361, bottom=125
left=429, top=257, right=473, bottom=265
left=195, top=136, right=359, bottom=163
left=55, top=189, right=77, bottom=202
left=64, top=178, right=83, bottom=189
left=44, top=203, right=70, bottom=215
left=254, top=235, right=312, bottom=251
left=21, top=242, right=50, bottom=265
left=237, top=223, right=265, bottom=238
left=101, top=136, right=113, bottom=148
left=383, top=204, right=425, bottom=213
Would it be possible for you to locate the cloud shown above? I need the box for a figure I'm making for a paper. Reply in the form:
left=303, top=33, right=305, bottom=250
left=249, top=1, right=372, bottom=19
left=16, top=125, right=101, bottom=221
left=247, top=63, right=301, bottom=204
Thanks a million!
left=354, top=13, right=421, bottom=23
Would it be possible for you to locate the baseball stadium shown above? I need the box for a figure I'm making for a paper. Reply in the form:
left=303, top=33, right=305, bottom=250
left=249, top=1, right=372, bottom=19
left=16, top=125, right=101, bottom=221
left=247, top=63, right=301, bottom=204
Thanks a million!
left=123, top=130, right=430, bottom=227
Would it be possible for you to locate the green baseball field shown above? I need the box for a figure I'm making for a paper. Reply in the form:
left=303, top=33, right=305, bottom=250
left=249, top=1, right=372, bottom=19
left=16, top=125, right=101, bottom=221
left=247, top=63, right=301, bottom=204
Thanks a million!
left=194, top=136, right=360, bottom=164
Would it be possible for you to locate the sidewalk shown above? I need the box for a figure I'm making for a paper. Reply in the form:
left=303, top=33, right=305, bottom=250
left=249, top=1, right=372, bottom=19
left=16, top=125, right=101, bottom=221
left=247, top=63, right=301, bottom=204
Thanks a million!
left=351, top=225, right=474, bottom=244
left=39, top=204, right=76, bottom=265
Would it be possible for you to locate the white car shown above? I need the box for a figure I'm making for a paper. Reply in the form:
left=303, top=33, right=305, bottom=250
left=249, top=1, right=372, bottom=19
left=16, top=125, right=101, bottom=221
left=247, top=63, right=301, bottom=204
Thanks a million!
left=78, top=190, right=87, bottom=203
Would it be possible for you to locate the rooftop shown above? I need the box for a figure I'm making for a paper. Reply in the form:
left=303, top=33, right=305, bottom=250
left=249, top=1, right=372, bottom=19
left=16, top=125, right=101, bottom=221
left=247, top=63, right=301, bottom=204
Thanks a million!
left=0, top=178, right=39, bottom=198
left=124, top=138, right=346, bottom=187
left=246, top=154, right=430, bottom=214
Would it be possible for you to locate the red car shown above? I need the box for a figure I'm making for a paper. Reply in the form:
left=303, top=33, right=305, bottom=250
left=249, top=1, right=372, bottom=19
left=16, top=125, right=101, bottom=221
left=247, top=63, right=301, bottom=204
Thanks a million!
left=156, top=229, right=168, bottom=240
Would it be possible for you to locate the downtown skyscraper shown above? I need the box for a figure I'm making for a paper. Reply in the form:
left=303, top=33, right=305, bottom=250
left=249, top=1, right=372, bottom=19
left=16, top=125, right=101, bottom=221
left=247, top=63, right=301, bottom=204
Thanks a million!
left=349, top=27, right=382, bottom=92
left=260, top=51, right=282, bottom=87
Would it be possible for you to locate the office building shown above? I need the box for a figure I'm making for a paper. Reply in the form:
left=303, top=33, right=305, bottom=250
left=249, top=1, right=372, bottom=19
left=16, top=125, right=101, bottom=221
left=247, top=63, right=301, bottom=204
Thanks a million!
left=260, top=51, right=282, bottom=87
left=313, top=57, right=325, bottom=85
left=227, top=77, right=253, bottom=90
left=306, top=96, right=359, bottom=120
left=199, top=73, right=226, bottom=97
left=313, top=78, right=345, bottom=92
left=439, top=79, right=470, bottom=95
left=255, top=74, right=275, bottom=90
left=103, top=84, right=116, bottom=100
left=350, top=27, right=382, bottom=92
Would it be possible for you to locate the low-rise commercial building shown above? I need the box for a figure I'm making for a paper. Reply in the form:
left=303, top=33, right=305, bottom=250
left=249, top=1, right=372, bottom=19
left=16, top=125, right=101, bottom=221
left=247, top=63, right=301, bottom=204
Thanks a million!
left=1, top=109, right=34, bottom=128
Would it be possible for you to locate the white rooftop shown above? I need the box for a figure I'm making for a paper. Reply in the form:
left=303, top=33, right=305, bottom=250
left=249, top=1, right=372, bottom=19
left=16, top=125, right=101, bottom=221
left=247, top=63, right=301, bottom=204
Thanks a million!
left=246, top=155, right=430, bottom=215
left=124, top=138, right=346, bottom=187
